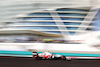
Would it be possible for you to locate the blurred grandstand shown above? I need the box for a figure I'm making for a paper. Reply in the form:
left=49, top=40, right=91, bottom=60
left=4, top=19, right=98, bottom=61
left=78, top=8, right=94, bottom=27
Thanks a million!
left=0, top=0, right=99, bottom=45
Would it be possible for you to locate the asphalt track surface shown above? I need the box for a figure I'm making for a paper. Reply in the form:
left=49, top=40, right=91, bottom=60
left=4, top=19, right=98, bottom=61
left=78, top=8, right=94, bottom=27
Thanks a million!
left=1, top=57, right=100, bottom=67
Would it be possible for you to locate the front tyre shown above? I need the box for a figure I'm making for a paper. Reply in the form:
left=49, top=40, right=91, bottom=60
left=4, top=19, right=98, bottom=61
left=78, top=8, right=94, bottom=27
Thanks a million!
left=61, top=56, right=66, bottom=60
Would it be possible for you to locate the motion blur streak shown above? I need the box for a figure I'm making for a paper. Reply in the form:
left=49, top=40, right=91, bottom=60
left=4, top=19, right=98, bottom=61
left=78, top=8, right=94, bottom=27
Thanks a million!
left=0, top=57, right=100, bottom=67
left=0, top=0, right=100, bottom=60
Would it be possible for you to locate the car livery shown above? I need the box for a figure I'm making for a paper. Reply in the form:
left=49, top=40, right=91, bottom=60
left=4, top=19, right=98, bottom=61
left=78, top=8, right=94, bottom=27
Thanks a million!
left=32, top=51, right=71, bottom=61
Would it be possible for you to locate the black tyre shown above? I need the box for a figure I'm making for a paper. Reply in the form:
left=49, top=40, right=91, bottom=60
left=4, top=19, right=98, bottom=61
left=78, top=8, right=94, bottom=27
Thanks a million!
left=61, top=56, right=66, bottom=60
left=35, top=55, right=39, bottom=60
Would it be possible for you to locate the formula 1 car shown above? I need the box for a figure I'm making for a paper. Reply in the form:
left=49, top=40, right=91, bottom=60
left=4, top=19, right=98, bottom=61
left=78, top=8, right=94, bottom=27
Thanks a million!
left=32, top=51, right=71, bottom=61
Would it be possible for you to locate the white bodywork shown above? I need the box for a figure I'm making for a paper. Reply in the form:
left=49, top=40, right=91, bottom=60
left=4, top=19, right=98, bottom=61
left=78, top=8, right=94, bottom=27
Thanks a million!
left=38, top=52, right=52, bottom=58
left=33, top=52, right=62, bottom=59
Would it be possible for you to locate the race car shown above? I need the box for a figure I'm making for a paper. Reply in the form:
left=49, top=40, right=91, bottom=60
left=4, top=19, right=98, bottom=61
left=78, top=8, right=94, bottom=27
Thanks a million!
left=32, top=51, right=71, bottom=61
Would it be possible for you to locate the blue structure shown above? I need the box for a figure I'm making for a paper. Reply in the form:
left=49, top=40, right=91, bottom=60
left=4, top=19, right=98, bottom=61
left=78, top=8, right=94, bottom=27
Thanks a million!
left=6, top=8, right=90, bottom=35
left=93, top=9, right=100, bottom=31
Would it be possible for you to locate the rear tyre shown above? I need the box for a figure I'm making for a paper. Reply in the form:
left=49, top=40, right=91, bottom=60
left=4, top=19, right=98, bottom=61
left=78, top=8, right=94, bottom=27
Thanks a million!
left=35, top=55, right=39, bottom=60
